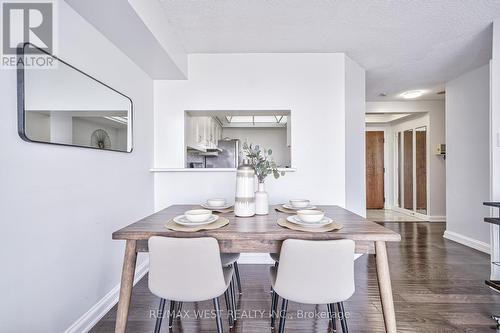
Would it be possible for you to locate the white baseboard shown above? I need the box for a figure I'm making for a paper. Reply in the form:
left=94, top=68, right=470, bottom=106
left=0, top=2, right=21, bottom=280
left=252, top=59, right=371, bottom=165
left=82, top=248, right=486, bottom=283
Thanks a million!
left=64, top=259, right=149, bottom=333
left=390, top=206, right=445, bottom=222
left=443, top=230, right=490, bottom=254
left=238, top=253, right=274, bottom=264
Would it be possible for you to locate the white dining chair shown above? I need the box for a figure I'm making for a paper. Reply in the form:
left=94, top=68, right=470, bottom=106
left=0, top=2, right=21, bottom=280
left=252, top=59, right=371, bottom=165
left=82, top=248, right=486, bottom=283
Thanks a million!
left=148, top=236, right=235, bottom=333
left=270, top=239, right=355, bottom=333
left=221, top=253, right=242, bottom=294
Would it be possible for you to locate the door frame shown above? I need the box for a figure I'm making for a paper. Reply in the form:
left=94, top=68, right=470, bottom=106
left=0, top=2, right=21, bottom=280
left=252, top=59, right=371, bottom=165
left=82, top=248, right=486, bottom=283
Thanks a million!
left=366, top=127, right=390, bottom=209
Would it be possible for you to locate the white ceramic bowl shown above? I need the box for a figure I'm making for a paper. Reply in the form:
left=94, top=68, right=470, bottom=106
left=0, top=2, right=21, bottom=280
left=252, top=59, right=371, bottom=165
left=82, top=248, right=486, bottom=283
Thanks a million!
left=185, top=209, right=212, bottom=223
left=289, top=199, right=310, bottom=208
left=206, top=198, right=227, bottom=207
left=297, top=210, right=325, bottom=223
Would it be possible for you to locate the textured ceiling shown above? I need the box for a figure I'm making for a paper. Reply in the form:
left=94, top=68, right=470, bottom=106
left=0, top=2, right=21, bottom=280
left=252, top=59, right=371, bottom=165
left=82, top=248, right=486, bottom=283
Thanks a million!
left=158, top=0, right=498, bottom=101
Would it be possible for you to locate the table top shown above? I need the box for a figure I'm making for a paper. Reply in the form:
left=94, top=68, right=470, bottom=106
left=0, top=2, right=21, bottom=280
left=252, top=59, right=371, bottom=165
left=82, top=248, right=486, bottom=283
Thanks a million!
left=113, top=205, right=401, bottom=243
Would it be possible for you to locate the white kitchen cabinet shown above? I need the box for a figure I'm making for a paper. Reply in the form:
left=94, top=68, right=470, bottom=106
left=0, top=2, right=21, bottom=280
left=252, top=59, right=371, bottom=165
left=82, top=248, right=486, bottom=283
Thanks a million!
left=286, top=122, right=291, bottom=147
left=185, top=115, right=222, bottom=151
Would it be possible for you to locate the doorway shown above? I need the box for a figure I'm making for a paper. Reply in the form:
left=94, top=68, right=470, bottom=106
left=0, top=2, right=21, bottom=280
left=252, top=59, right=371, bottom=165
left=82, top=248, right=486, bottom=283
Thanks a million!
left=366, top=131, right=385, bottom=209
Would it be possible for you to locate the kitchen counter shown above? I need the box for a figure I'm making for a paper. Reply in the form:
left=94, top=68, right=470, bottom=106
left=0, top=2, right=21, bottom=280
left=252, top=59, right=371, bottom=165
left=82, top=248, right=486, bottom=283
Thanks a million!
left=150, top=167, right=297, bottom=172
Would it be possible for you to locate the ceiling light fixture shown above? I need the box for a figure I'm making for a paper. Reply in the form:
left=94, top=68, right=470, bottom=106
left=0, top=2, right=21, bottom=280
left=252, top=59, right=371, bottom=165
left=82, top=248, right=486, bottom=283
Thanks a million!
left=401, top=90, right=424, bottom=99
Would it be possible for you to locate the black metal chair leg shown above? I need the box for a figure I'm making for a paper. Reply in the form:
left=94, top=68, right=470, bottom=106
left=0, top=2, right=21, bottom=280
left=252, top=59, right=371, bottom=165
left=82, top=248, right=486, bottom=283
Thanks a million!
left=168, top=301, right=176, bottom=328
left=270, top=289, right=279, bottom=328
left=177, top=301, right=183, bottom=314
left=328, top=303, right=337, bottom=332
left=224, top=288, right=234, bottom=328
left=230, top=279, right=237, bottom=320
left=337, top=302, right=348, bottom=333
left=154, top=298, right=166, bottom=333
left=233, top=261, right=242, bottom=294
left=278, top=298, right=288, bottom=333
left=230, top=282, right=237, bottom=322
left=213, top=297, right=224, bottom=333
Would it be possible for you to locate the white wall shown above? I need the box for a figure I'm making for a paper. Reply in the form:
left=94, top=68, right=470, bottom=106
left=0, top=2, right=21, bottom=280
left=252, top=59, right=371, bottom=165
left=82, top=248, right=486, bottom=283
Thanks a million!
left=345, top=57, right=366, bottom=216
left=26, top=112, right=50, bottom=142
left=428, top=106, right=446, bottom=217
left=445, top=64, right=490, bottom=250
left=489, top=20, right=500, bottom=278
left=51, top=113, right=73, bottom=144
left=0, top=2, right=154, bottom=332
left=72, top=118, right=127, bottom=151
left=366, top=101, right=446, bottom=218
left=221, top=127, right=290, bottom=167
left=154, top=53, right=365, bottom=215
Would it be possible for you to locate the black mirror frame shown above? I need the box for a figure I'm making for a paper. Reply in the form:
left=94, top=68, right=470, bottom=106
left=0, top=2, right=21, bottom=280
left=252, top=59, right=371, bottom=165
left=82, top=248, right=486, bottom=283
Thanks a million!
left=17, top=42, right=134, bottom=153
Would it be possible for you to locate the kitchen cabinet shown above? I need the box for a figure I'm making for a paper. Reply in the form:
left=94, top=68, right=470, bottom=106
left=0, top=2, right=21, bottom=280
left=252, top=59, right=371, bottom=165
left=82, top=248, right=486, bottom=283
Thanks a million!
left=185, top=115, right=222, bottom=151
left=286, top=122, right=291, bottom=147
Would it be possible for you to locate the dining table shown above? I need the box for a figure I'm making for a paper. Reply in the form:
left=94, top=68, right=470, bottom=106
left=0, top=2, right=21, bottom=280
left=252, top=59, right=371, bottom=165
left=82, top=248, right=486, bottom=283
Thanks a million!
left=112, top=204, right=401, bottom=333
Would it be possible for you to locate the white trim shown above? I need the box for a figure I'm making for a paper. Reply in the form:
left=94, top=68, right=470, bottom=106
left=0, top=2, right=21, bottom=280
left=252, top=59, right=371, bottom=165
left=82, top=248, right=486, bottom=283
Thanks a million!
left=64, top=259, right=149, bottom=333
left=443, top=230, right=491, bottom=254
left=391, top=206, right=445, bottom=222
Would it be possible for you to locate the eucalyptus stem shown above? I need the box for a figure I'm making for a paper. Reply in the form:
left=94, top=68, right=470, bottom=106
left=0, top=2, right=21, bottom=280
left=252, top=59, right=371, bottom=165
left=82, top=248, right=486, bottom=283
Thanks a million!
left=242, top=141, right=286, bottom=183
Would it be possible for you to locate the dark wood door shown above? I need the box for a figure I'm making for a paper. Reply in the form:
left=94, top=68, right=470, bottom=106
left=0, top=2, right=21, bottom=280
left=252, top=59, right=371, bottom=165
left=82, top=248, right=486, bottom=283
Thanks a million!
left=416, top=129, right=427, bottom=213
left=366, top=131, right=385, bottom=209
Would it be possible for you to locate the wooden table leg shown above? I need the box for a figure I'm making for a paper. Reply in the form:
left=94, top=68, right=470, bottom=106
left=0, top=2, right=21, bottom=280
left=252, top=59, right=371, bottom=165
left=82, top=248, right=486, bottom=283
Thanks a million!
left=115, top=240, right=137, bottom=333
left=375, top=241, right=397, bottom=333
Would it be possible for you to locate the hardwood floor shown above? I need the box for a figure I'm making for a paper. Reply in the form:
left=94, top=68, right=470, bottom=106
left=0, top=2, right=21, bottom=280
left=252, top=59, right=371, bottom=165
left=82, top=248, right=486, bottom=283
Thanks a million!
left=92, top=223, right=500, bottom=332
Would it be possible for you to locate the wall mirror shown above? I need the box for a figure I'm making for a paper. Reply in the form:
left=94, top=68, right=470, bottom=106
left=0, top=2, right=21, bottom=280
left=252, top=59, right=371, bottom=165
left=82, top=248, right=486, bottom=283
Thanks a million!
left=17, top=43, right=133, bottom=152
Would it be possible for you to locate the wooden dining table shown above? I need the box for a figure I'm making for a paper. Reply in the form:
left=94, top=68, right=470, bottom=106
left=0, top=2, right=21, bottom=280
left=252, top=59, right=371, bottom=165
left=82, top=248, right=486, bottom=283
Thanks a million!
left=112, top=204, right=401, bottom=333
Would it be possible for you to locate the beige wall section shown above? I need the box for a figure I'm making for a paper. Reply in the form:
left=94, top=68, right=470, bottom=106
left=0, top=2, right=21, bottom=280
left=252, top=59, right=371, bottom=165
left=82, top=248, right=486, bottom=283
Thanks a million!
left=445, top=64, right=490, bottom=250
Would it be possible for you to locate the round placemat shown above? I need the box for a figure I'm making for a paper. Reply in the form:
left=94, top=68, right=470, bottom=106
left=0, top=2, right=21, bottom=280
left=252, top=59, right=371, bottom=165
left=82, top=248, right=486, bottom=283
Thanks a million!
left=165, top=216, right=229, bottom=232
left=277, top=217, right=343, bottom=233
left=200, top=206, right=234, bottom=213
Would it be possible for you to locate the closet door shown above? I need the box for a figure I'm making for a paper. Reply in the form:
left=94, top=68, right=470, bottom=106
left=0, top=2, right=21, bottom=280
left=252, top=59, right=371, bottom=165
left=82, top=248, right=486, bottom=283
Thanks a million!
left=416, top=127, right=427, bottom=214
left=403, top=130, right=414, bottom=210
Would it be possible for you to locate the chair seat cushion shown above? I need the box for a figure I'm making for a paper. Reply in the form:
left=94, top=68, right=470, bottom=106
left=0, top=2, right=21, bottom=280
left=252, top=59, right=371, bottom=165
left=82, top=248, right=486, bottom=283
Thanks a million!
left=223, top=266, right=234, bottom=287
left=269, top=266, right=277, bottom=288
left=270, top=253, right=280, bottom=262
left=221, top=253, right=240, bottom=266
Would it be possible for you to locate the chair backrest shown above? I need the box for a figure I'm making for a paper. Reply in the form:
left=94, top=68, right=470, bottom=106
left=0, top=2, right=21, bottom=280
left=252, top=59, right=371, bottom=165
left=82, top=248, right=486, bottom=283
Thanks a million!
left=148, top=236, right=227, bottom=302
left=274, top=239, right=355, bottom=304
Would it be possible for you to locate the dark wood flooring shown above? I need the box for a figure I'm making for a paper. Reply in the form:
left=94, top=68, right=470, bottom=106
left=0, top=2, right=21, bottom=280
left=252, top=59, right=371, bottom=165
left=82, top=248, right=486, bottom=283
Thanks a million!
left=92, top=223, right=500, bottom=332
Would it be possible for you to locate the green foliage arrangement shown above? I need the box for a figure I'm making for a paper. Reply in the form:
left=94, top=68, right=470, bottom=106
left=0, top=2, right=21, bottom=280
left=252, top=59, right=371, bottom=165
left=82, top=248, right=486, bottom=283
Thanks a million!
left=242, top=141, right=285, bottom=183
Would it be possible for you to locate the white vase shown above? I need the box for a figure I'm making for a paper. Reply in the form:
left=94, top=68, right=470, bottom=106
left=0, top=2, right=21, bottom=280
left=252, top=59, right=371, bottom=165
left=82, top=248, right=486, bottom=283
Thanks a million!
left=234, top=159, right=256, bottom=217
left=255, top=182, right=269, bottom=215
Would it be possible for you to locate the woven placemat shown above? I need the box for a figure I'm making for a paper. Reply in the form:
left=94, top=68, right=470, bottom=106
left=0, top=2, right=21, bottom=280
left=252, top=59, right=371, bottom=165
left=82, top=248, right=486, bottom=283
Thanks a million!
left=275, top=205, right=323, bottom=214
left=277, top=218, right=343, bottom=233
left=275, top=206, right=298, bottom=214
left=200, top=206, right=234, bottom=213
left=165, top=216, right=229, bottom=232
